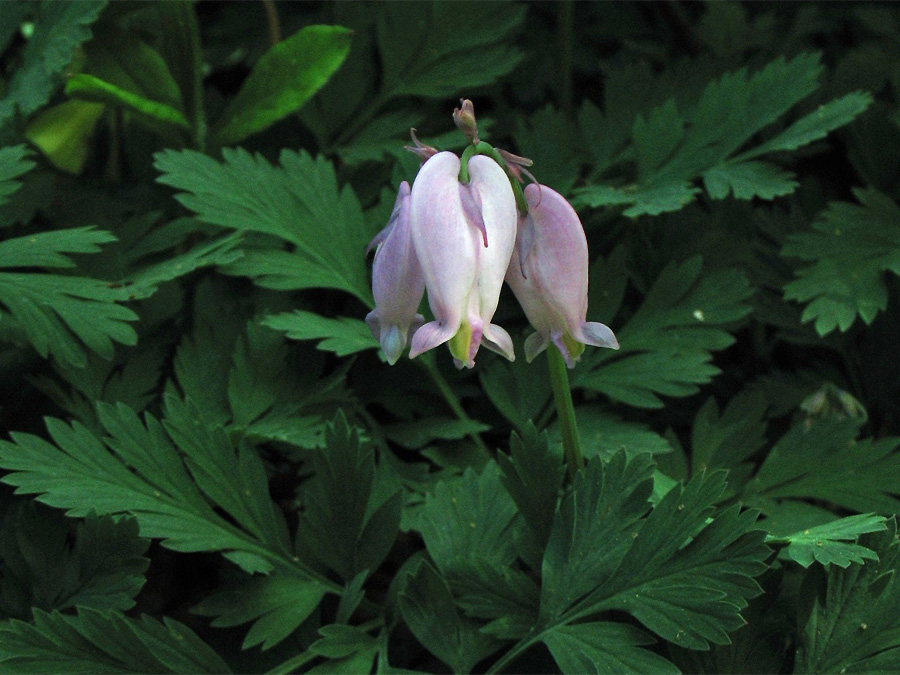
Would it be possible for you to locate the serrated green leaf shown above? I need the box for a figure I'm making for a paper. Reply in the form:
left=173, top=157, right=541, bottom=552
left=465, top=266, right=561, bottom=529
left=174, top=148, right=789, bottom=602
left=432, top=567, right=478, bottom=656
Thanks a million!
left=746, top=417, right=900, bottom=516
left=574, top=54, right=870, bottom=216
left=795, top=520, right=900, bottom=673
left=415, top=462, right=518, bottom=579
left=0, top=146, right=36, bottom=205
left=497, top=424, right=565, bottom=565
left=383, top=417, right=490, bottom=450
left=0, top=1, right=107, bottom=126
left=0, top=504, right=148, bottom=620
left=543, top=622, right=679, bottom=675
left=397, top=558, right=500, bottom=674
left=737, top=91, right=874, bottom=160
left=0, top=399, right=315, bottom=579
left=541, top=452, right=655, bottom=622
left=210, top=25, right=352, bottom=147
left=783, top=187, right=900, bottom=335
left=691, top=392, right=768, bottom=473
left=0, top=226, right=139, bottom=367
left=702, top=161, right=798, bottom=200
left=771, top=513, right=886, bottom=568
left=451, top=560, right=539, bottom=640
left=376, top=2, right=525, bottom=98
left=296, top=414, right=400, bottom=581
left=575, top=256, right=753, bottom=407
left=538, top=453, right=768, bottom=654
left=154, top=148, right=372, bottom=305
left=309, top=624, right=378, bottom=659
left=262, top=310, right=378, bottom=357
left=0, top=608, right=230, bottom=674
left=193, top=575, right=328, bottom=651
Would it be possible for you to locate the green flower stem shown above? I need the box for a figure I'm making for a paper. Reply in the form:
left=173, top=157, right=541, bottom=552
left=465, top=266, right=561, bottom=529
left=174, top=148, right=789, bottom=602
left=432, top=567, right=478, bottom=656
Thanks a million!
left=417, top=354, right=491, bottom=455
left=547, top=347, right=584, bottom=479
left=458, top=141, right=529, bottom=214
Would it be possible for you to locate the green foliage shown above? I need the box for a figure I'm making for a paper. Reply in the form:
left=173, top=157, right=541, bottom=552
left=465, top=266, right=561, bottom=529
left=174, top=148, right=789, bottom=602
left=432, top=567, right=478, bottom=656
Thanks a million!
left=783, top=187, right=900, bottom=335
left=263, top=311, right=377, bottom=356
left=376, top=2, right=525, bottom=99
left=575, top=255, right=753, bottom=407
left=210, top=25, right=352, bottom=147
left=398, top=558, right=500, bottom=673
left=745, top=417, right=900, bottom=517
left=154, top=148, right=372, bottom=305
left=1, top=3, right=899, bottom=673
left=795, top=521, right=900, bottom=673
left=770, top=513, right=887, bottom=568
left=0, top=225, right=139, bottom=367
left=193, top=575, right=328, bottom=651
left=0, top=608, right=230, bottom=674
left=0, top=503, right=148, bottom=620
left=296, top=414, right=401, bottom=582
left=0, top=1, right=107, bottom=129
left=0, top=398, right=302, bottom=576
left=574, top=54, right=871, bottom=216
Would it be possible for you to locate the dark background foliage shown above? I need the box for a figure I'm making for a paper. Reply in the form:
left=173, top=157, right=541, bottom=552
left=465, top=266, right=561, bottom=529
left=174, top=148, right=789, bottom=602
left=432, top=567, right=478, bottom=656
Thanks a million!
left=0, top=1, right=899, bottom=673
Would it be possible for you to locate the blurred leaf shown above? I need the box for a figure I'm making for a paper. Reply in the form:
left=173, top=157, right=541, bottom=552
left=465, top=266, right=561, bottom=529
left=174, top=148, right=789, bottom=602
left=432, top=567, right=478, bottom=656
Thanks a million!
left=783, top=187, right=900, bottom=335
left=0, top=146, right=36, bottom=205
left=0, top=1, right=106, bottom=127
left=210, top=25, right=352, bottom=147
left=0, top=608, right=230, bottom=674
left=65, top=75, right=189, bottom=139
left=376, top=2, right=525, bottom=98
left=24, top=100, right=105, bottom=174
left=383, top=417, right=490, bottom=451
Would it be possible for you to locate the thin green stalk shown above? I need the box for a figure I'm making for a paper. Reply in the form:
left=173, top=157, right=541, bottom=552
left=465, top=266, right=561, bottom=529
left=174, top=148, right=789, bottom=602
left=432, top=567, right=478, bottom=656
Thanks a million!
left=547, top=347, right=584, bottom=479
left=417, top=354, right=490, bottom=455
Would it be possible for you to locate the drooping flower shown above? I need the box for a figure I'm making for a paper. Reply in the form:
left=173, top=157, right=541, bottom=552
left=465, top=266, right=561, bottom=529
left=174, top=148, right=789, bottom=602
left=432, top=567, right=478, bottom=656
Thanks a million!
left=365, top=181, right=425, bottom=364
left=408, top=151, right=518, bottom=368
left=506, top=183, right=619, bottom=367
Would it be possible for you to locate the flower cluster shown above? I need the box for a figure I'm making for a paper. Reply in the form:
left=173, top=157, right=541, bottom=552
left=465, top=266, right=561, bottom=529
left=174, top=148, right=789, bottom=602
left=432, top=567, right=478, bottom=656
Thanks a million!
left=366, top=100, right=618, bottom=369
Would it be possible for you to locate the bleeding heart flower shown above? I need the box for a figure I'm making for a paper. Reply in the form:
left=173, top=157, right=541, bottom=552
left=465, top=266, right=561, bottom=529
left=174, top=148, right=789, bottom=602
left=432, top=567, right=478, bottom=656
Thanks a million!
left=408, top=151, right=517, bottom=368
left=506, top=183, right=619, bottom=367
left=365, top=181, right=425, bottom=364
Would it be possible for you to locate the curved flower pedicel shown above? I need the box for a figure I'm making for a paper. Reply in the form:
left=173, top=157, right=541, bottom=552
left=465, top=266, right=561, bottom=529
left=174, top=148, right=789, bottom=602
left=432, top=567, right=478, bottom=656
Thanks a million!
left=408, top=151, right=517, bottom=368
left=365, top=181, right=425, bottom=364
left=506, top=183, right=619, bottom=367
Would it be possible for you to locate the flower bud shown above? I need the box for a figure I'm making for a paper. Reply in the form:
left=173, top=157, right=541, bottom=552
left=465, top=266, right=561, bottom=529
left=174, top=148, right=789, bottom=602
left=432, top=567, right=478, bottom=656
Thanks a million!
left=408, top=151, right=517, bottom=368
left=365, top=182, right=425, bottom=364
left=506, top=183, right=619, bottom=367
left=452, top=99, right=479, bottom=144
